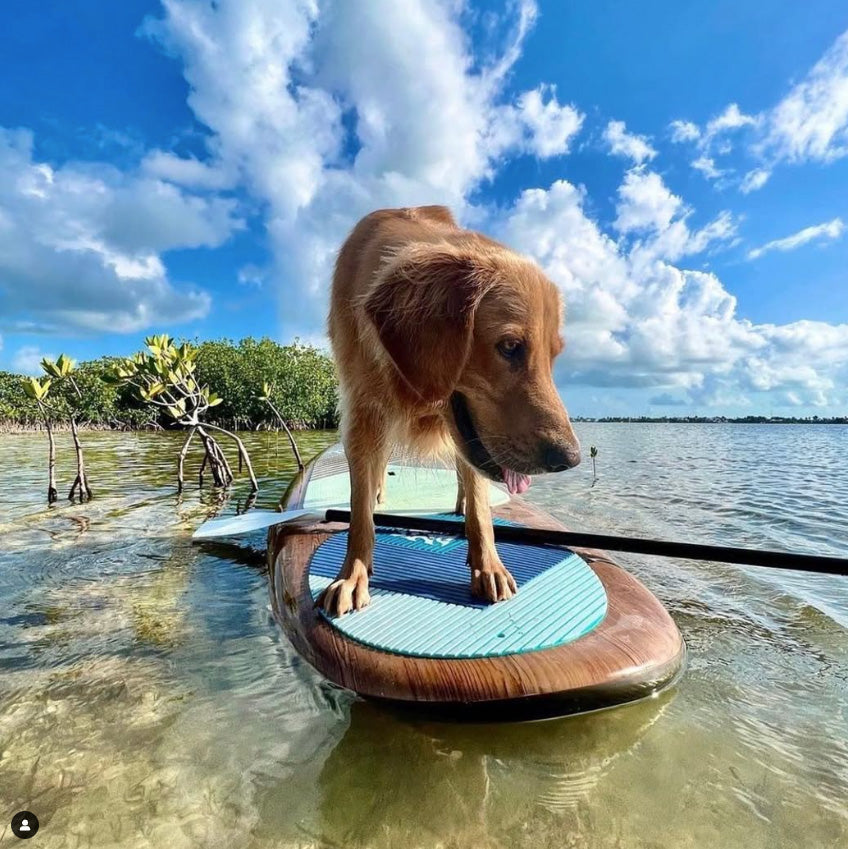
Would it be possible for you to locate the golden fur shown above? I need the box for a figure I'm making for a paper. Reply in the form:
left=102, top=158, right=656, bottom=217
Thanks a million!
left=319, top=206, right=580, bottom=615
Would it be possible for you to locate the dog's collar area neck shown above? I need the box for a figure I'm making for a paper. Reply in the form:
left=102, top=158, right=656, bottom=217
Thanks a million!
left=449, top=391, right=502, bottom=482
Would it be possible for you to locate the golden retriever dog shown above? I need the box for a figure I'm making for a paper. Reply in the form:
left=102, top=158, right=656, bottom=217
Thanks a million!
left=320, top=205, right=580, bottom=616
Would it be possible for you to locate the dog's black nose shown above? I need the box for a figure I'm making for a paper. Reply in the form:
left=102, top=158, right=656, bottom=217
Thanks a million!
left=541, top=442, right=581, bottom=472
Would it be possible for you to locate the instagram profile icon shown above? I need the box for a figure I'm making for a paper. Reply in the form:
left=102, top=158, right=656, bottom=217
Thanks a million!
left=11, top=811, right=39, bottom=839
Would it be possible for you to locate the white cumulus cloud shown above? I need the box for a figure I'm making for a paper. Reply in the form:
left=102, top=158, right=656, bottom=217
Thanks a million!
left=12, top=345, right=54, bottom=376
left=614, top=170, right=683, bottom=234
left=759, top=29, right=848, bottom=164
left=739, top=168, right=771, bottom=193
left=603, top=120, right=657, bottom=165
left=691, top=156, right=725, bottom=179
left=669, top=29, right=848, bottom=191
left=669, top=120, right=700, bottom=143
left=497, top=179, right=848, bottom=406
left=237, top=264, right=266, bottom=288
left=705, top=103, right=758, bottom=137
left=613, top=168, right=738, bottom=264
left=0, top=127, right=241, bottom=334
left=143, top=0, right=582, bottom=337
left=141, top=150, right=235, bottom=190
left=747, top=218, right=844, bottom=260
left=668, top=104, right=757, bottom=182
left=511, top=85, right=584, bottom=158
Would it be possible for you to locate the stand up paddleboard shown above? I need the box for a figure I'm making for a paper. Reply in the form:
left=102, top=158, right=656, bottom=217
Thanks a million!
left=267, top=444, right=685, bottom=721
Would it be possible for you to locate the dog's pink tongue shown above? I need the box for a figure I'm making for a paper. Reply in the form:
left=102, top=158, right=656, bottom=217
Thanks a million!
left=503, top=468, right=531, bottom=496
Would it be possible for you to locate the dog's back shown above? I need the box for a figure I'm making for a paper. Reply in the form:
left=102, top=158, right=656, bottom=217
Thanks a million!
left=328, top=206, right=462, bottom=451
left=328, top=205, right=458, bottom=345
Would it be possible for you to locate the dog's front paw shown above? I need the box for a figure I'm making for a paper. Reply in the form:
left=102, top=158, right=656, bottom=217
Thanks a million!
left=316, top=558, right=372, bottom=616
left=469, top=552, right=517, bottom=603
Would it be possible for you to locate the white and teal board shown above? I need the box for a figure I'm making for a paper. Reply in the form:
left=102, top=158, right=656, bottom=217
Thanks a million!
left=299, top=445, right=608, bottom=660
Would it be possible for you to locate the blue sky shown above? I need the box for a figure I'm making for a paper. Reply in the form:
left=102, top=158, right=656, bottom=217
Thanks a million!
left=1, top=0, right=847, bottom=417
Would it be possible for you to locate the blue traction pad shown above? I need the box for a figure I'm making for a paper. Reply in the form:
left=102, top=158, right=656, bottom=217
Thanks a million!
left=309, top=514, right=608, bottom=659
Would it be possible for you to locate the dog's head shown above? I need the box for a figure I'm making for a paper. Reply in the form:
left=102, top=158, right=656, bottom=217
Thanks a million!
left=364, top=240, right=580, bottom=492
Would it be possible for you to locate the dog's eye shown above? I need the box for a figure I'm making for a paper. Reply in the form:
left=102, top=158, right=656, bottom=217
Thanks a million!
left=497, top=338, right=524, bottom=360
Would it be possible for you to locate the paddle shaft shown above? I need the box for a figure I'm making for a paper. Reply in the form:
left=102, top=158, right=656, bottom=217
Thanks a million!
left=322, top=509, right=848, bottom=577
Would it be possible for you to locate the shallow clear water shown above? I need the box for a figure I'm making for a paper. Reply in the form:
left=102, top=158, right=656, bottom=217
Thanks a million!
left=1, top=424, right=846, bottom=848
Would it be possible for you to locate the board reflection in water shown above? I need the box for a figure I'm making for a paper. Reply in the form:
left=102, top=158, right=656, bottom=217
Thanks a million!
left=315, top=696, right=673, bottom=848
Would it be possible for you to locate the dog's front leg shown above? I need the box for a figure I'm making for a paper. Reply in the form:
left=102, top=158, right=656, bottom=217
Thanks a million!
left=457, top=460, right=517, bottom=603
left=317, top=414, right=389, bottom=616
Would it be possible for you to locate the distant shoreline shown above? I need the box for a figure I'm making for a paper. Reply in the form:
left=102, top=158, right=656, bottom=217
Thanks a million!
left=573, top=416, right=848, bottom=424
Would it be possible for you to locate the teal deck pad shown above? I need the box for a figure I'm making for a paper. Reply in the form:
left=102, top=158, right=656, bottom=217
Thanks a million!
left=303, top=464, right=511, bottom=515
left=309, top=525, right=608, bottom=659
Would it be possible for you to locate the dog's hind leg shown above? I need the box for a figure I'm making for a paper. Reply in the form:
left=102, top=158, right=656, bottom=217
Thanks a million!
left=457, top=459, right=517, bottom=603
left=317, top=405, right=390, bottom=616
left=376, top=463, right=388, bottom=507
left=454, top=461, right=465, bottom=515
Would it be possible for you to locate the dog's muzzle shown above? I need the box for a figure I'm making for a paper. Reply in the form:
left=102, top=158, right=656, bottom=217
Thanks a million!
left=449, top=391, right=503, bottom=481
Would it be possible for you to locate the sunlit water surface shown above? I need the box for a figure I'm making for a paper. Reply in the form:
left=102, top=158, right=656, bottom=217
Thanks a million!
left=1, top=424, right=846, bottom=848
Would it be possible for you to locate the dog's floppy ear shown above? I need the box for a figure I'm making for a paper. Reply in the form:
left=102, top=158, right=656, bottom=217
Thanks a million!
left=364, top=245, right=491, bottom=403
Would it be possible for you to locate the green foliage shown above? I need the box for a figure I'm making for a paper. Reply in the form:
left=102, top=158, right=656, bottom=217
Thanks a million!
left=115, top=336, right=233, bottom=426
left=41, top=353, right=75, bottom=379
left=24, top=377, right=52, bottom=402
left=65, top=358, right=154, bottom=427
left=0, top=337, right=338, bottom=430
left=192, top=337, right=339, bottom=428
left=0, top=371, right=39, bottom=423
left=2, top=358, right=155, bottom=428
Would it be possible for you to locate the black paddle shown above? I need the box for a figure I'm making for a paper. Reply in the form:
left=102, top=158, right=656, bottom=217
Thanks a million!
left=323, top=509, right=848, bottom=577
